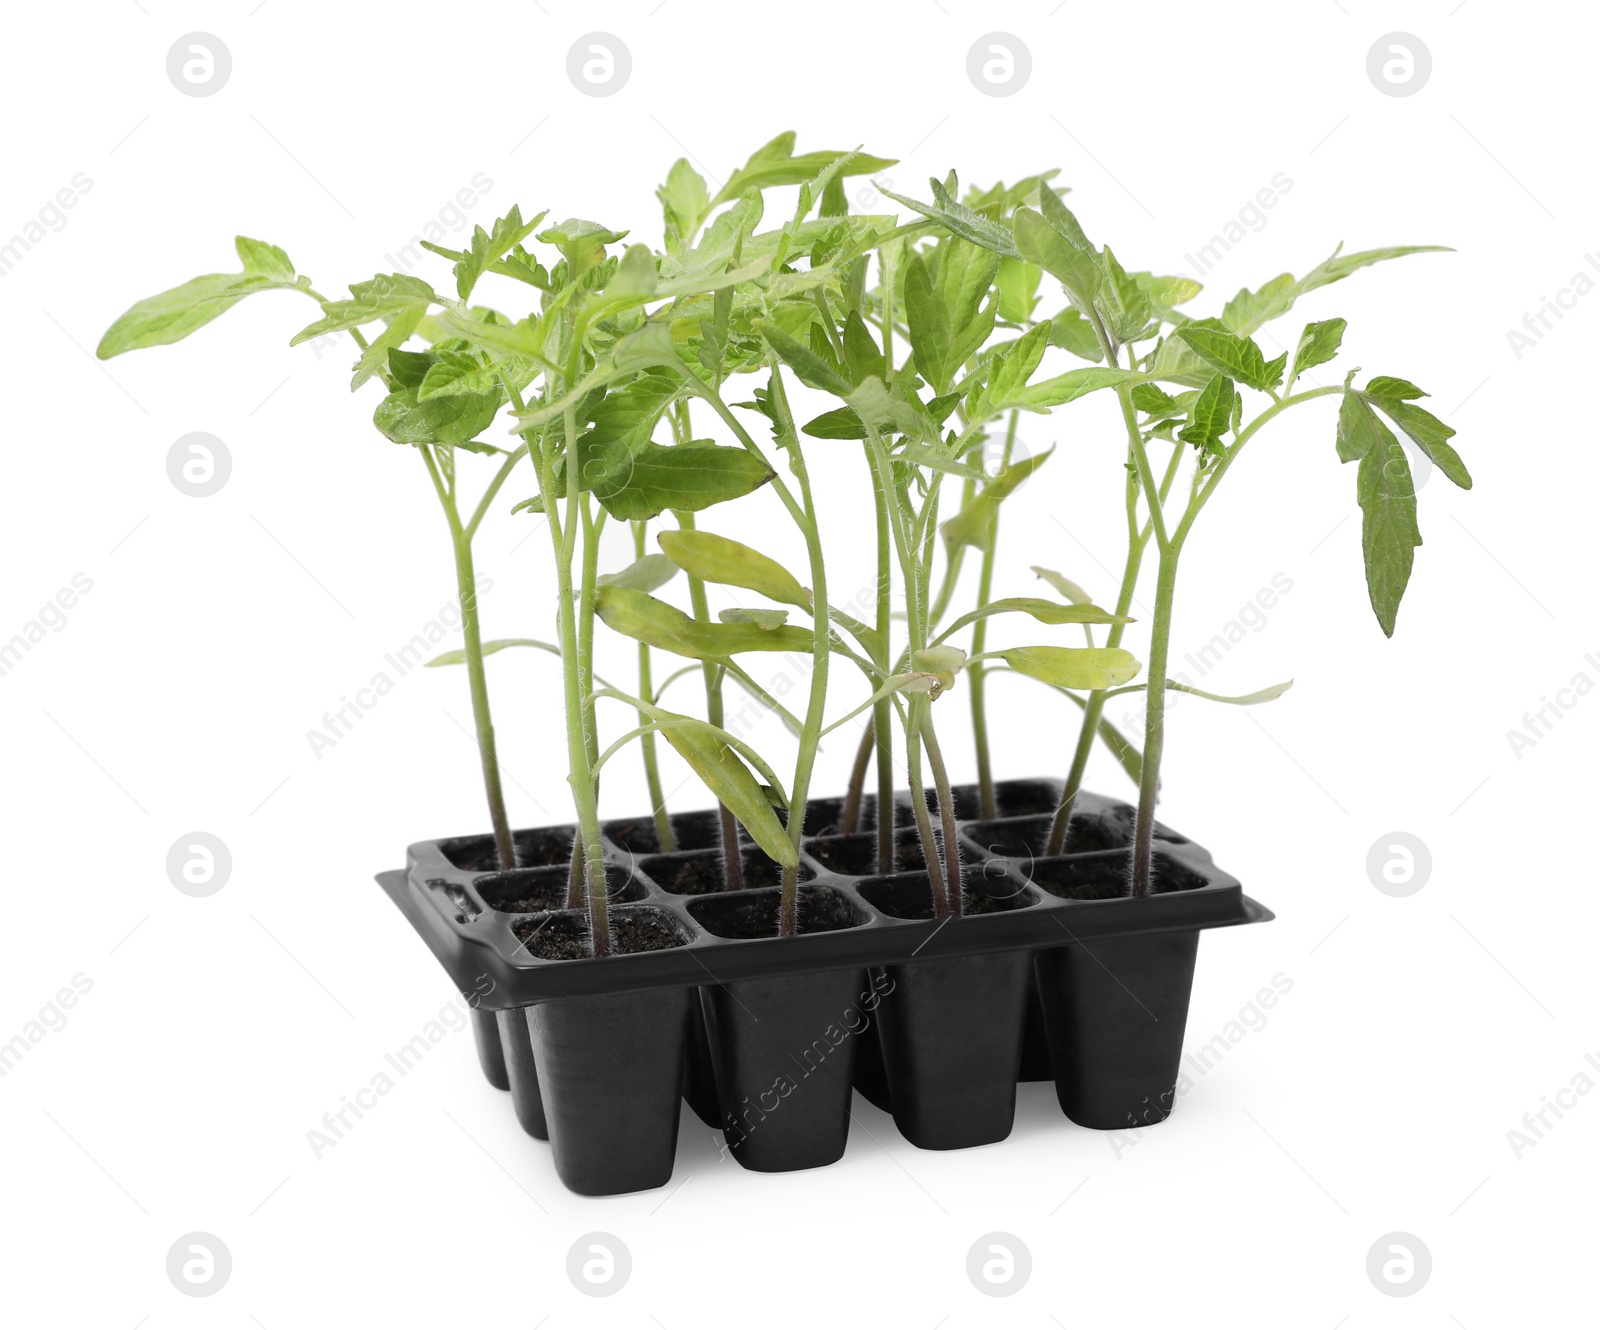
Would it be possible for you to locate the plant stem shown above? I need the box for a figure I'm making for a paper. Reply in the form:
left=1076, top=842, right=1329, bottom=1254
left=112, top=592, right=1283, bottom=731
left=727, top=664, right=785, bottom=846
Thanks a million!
left=969, top=409, right=1017, bottom=820
left=632, top=520, right=675, bottom=852
left=920, top=706, right=963, bottom=913
left=842, top=720, right=875, bottom=837
left=418, top=446, right=515, bottom=870
left=541, top=407, right=610, bottom=954
left=675, top=509, right=744, bottom=891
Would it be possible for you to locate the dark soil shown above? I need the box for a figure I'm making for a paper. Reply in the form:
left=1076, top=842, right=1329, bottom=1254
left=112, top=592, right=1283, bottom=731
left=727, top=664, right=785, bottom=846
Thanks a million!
left=687, top=885, right=864, bottom=939
left=439, top=825, right=575, bottom=873
left=475, top=864, right=644, bottom=913
left=857, top=870, right=1036, bottom=920
left=641, top=848, right=812, bottom=895
left=513, top=908, right=687, bottom=960
left=804, top=828, right=980, bottom=877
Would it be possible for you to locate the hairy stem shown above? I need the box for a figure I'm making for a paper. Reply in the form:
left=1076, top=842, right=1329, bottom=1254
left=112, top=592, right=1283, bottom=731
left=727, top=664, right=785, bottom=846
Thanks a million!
left=969, top=410, right=1017, bottom=819
left=631, top=520, right=675, bottom=852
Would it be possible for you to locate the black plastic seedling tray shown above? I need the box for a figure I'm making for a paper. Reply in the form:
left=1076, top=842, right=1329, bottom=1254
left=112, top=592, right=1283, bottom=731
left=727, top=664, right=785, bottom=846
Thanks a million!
left=375, top=778, right=1273, bottom=1194
left=379, top=780, right=1270, bottom=1006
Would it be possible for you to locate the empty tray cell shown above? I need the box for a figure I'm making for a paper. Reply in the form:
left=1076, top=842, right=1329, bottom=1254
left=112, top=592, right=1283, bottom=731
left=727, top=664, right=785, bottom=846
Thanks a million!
left=903, top=784, right=984, bottom=822
left=764, top=794, right=878, bottom=840
left=804, top=827, right=983, bottom=877
left=1025, top=848, right=1211, bottom=901
left=639, top=846, right=816, bottom=895
left=511, top=905, right=694, bottom=961
left=857, top=870, right=1038, bottom=919
left=436, top=824, right=576, bottom=873
left=990, top=779, right=1068, bottom=819
left=474, top=864, right=647, bottom=914
left=687, top=883, right=867, bottom=938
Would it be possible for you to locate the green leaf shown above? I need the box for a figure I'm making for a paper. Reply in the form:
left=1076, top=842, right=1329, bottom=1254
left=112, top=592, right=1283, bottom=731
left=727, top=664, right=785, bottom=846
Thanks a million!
left=1176, top=323, right=1282, bottom=393
left=934, top=597, right=1130, bottom=643
left=596, top=585, right=812, bottom=659
left=1012, top=365, right=1144, bottom=413
left=1013, top=206, right=1101, bottom=310
left=97, top=237, right=306, bottom=358
left=416, top=348, right=498, bottom=401
left=451, top=205, right=546, bottom=299
left=1135, top=272, right=1204, bottom=308
left=996, top=257, right=1042, bottom=323
left=572, top=371, right=682, bottom=486
left=597, top=554, right=680, bottom=594
left=713, top=132, right=895, bottom=207
left=719, top=607, right=791, bottom=630
left=1291, top=318, right=1346, bottom=377
left=373, top=378, right=504, bottom=447
left=999, top=646, right=1143, bottom=690
left=658, top=158, right=712, bottom=253
left=657, top=529, right=811, bottom=608
left=1031, top=567, right=1092, bottom=603
left=604, top=243, right=659, bottom=299
left=1178, top=374, right=1237, bottom=453
left=1037, top=187, right=1095, bottom=253
left=1167, top=678, right=1294, bottom=705
left=1098, top=245, right=1152, bottom=343
left=1130, top=383, right=1180, bottom=417
left=290, top=273, right=436, bottom=345
left=878, top=177, right=1020, bottom=258
left=537, top=217, right=629, bottom=276
left=1363, top=378, right=1471, bottom=489
left=755, top=318, right=852, bottom=396
left=1223, top=245, right=1451, bottom=335
left=350, top=306, right=425, bottom=390
left=235, top=236, right=296, bottom=282
left=425, top=637, right=560, bottom=668
left=1048, top=307, right=1104, bottom=362
left=940, top=449, right=1053, bottom=552
left=801, top=407, right=868, bottom=439
left=1337, top=391, right=1420, bottom=635
left=841, top=309, right=885, bottom=385
left=904, top=253, right=953, bottom=394
left=590, top=441, right=775, bottom=521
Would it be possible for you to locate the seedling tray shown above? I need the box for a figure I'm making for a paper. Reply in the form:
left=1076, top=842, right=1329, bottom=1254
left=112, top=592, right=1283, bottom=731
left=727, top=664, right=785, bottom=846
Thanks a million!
left=377, top=778, right=1272, bottom=1008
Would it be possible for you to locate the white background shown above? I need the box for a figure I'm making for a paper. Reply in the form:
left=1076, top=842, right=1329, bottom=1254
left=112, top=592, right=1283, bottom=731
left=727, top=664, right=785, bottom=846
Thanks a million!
left=1, top=0, right=1593, bottom=1324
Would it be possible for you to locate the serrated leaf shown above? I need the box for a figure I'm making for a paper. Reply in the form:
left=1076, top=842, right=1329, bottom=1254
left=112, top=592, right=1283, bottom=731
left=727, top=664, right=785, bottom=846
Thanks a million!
left=452, top=205, right=546, bottom=299
left=1177, top=323, right=1281, bottom=392
left=1291, top=318, right=1347, bottom=378
left=1364, top=379, right=1471, bottom=489
left=1223, top=245, right=1451, bottom=335
left=801, top=406, right=868, bottom=439
left=878, top=177, right=1020, bottom=258
left=713, top=132, right=895, bottom=207
left=1048, top=307, right=1104, bottom=362
left=1014, top=206, right=1101, bottom=310
left=373, top=380, right=504, bottom=448
left=98, top=238, right=305, bottom=358
left=755, top=318, right=851, bottom=396
left=416, top=348, right=498, bottom=400
left=1098, top=246, right=1152, bottom=343
left=350, top=305, right=424, bottom=390
left=1178, top=374, right=1236, bottom=452
left=235, top=236, right=296, bottom=282
left=590, top=441, right=774, bottom=520
left=290, top=273, right=436, bottom=345
left=1038, top=187, right=1095, bottom=253
left=941, top=449, right=1054, bottom=552
left=1354, top=424, right=1420, bottom=637
left=659, top=158, right=712, bottom=253
left=997, top=257, right=1042, bottom=323
left=1013, top=365, right=1145, bottom=413
left=1135, top=272, right=1203, bottom=308
left=1130, top=383, right=1179, bottom=416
